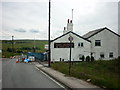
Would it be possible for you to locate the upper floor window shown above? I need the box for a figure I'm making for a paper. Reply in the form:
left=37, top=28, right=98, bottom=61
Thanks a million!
left=109, top=52, right=113, bottom=58
left=95, top=40, right=101, bottom=46
left=78, top=42, right=84, bottom=47
left=78, top=43, right=80, bottom=47
left=81, top=43, right=84, bottom=47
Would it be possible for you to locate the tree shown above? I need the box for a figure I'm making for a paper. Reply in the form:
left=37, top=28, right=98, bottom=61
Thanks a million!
left=7, top=48, right=12, bottom=52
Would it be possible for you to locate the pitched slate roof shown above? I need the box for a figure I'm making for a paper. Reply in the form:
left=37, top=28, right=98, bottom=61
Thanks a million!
left=83, top=27, right=120, bottom=39
left=51, top=31, right=91, bottom=42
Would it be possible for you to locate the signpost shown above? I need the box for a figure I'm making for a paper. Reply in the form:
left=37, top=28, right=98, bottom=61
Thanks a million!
left=48, top=0, right=51, bottom=67
left=68, top=35, right=73, bottom=75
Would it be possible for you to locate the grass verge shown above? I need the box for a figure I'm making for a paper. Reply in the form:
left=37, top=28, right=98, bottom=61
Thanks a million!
left=51, top=59, right=120, bottom=88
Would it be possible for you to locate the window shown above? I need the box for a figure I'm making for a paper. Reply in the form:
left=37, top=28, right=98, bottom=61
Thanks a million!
left=109, top=52, right=113, bottom=58
left=95, top=40, right=101, bottom=46
left=81, top=43, right=84, bottom=47
left=78, top=42, right=84, bottom=47
left=100, top=52, right=104, bottom=58
left=78, top=43, right=80, bottom=47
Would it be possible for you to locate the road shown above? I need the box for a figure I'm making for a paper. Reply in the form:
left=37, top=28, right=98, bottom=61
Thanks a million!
left=2, top=58, right=65, bottom=89
left=0, top=58, right=2, bottom=90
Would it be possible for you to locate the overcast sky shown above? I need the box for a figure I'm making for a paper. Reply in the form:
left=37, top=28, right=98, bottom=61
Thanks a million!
left=0, top=0, right=119, bottom=40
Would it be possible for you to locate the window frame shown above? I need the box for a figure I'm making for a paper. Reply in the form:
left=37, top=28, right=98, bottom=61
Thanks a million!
left=95, top=40, right=101, bottom=46
left=109, top=52, right=113, bottom=58
left=78, top=42, right=84, bottom=47
left=78, top=43, right=80, bottom=47
left=100, top=52, right=104, bottom=59
left=81, top=42, right=84, bottom=47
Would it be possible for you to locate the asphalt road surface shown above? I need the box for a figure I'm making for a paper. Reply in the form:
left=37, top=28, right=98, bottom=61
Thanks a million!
left=2, top=58, right=65, bottom=89
left=0, top=58, right=2, bottom=90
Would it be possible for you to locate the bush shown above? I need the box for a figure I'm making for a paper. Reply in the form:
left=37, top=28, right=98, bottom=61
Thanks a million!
left=117, top=56, right=120, bottom=60
left=91, top=56, right=95, bottom=62
left=7, top=48, right=12, bottom=52
left=81, top=55, right=85, bottom=61
left=86, top=56, right=90, bottom=61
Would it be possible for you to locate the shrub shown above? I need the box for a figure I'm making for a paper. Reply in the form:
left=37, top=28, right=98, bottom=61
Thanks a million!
left=86, top=56, right=90, bottom=61
left=7, top=48, right=12, bottom=52
left=91, top=56, right=95, bottom=62
left=81, top=55, right=85, bottom=61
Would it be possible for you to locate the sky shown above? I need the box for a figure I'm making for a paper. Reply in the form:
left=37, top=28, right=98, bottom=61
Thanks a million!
left=0, top=0, right=119, bottom=40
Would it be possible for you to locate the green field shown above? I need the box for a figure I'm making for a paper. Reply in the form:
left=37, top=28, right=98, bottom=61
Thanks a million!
left=2, top=40, right=48, bottom=58
left=51, top=59, right=120, bottom=88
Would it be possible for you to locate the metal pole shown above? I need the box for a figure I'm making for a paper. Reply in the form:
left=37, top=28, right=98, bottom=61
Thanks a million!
left=72, top=9, right=73, bottom=22
left=69, top=40, right=72, bottom=75
left=12, top=36, right=14, bottom=52
left=34, top=33, right=36, bottom=52
left=48, top=0, right=51, bottom=67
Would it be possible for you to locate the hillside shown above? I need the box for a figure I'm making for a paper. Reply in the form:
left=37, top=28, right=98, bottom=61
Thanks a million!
left=2, top=40, right=48, bottom=58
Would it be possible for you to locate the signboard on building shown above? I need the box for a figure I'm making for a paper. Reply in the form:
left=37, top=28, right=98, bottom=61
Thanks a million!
left=54, top=43, right=74, bottom=48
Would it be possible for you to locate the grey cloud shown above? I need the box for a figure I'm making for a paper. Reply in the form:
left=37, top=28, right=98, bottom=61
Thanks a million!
left=30, top=29, right=39, bottom=33
left=14, top=28, right=27, bottom=33
left=76, top=2, right=118, bottom=33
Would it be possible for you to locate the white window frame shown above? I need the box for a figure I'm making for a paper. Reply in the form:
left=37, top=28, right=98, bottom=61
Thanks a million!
left=109, top=52, right=113, bottom=58
left=100, top=52, right=104, bottom=59
left=95, top=40, right=101, bottom=46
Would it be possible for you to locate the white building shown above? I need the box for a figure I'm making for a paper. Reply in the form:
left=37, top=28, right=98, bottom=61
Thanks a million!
left=50, top=19, right=120, bottom=61
left=83, top=27, right=120, bottom=60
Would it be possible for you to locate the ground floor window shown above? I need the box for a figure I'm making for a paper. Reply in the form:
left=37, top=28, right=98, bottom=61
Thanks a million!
left=100, top=52, right=104, bottom=59
left=109, top=52, right=113, bottom=58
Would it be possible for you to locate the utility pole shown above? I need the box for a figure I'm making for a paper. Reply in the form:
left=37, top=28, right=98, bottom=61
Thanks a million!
left=48, top=0, right=51, bottom=67
left=12, top=36, right=14, bottom=53
left=34, top=33, right=36, bottom=52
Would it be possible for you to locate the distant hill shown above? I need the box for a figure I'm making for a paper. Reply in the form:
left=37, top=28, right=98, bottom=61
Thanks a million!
left=2, top=40, right=48, bottom=58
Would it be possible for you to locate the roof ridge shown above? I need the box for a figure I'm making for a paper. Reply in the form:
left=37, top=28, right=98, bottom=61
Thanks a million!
left=83, top=27, right=120, bottom=39
left=51, top=31, right=91, bottom=42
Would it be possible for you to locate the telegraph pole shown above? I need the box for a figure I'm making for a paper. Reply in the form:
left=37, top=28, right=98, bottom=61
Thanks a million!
left=12, top=36, right=14, bottom=52
left=48, top=0, right=51, bottom=67
left=68, top=35, right=73, bottom=75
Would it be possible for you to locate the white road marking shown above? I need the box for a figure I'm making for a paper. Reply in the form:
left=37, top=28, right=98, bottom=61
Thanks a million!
left=35, top=67, right=40, bottom=71
left=35, top=67, right=66, bottom=89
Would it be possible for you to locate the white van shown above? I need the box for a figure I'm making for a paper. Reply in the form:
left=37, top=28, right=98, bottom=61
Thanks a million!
left=28, top=56, right=35, bottom=61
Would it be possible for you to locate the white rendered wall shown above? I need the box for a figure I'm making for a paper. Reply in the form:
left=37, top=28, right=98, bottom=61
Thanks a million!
left=88, top=29, right=119, bottom=60
left=51, top=32, right=91, bottom=62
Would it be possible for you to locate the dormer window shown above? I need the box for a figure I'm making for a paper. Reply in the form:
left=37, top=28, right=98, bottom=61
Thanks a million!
left=95, top=40, right=101, bottom=46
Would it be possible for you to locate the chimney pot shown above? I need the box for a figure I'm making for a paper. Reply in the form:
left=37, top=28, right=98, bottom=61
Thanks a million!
left=64, top=27, right=66, bottom=30
left=68, top=19, right=69, bottom=23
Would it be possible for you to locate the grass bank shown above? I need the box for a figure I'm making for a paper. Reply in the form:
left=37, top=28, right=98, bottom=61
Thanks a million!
left=2, top=40, right=48, bottom=58
left=51, top=59, right=120, bottom=88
